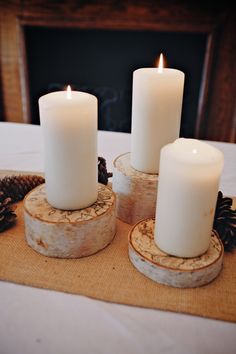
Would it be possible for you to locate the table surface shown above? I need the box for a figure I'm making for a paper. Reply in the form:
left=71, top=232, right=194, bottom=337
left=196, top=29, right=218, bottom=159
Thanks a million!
left=0, top=122, right=235, bottom=354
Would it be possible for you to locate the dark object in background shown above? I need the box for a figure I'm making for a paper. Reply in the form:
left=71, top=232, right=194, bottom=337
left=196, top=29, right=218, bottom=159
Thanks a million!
left=25, top=26, right=206, bottom=137
left=0, top=175, right=45, bottom=203
left=0, top=192, right=16, bottom=232
left=213, top=192, right=236, bottom=252
left=98, top=157, right=113, bottom=185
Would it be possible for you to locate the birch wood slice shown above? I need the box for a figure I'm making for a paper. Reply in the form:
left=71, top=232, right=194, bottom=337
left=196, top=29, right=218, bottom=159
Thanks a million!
left=24, top=184, right=116, bottom=258
left=128, top=218, right=224, bottom=288
left=112, top=153, right=158, bottom=225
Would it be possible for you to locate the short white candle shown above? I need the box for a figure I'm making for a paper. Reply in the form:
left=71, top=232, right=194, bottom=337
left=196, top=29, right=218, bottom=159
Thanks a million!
left=39, top=87, right=98, bottom=210
left=154, top=138, right=224, bottom=258
left=131, top=54, right=185, bottom=174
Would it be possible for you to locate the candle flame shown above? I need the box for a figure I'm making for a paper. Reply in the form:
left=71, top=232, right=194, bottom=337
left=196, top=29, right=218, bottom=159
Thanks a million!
left=66, top=85, right=72, bottom=99
left=157, top=53, right=164, bottom=73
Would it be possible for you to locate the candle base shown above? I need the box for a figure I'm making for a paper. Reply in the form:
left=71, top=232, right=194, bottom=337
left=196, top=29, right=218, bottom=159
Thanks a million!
left=128, top=218, right=224, bottom=288
left=23, top=184, right=116, bottom=258
left=112, top=153, right=158, bottom=224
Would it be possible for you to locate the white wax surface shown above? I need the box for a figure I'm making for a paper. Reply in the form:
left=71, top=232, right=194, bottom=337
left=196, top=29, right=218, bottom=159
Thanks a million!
left=131, top=68, right=185, bottom=173
left=39, top=91, right=97, bottom=210
left=155, top=138, right=224, bottom=258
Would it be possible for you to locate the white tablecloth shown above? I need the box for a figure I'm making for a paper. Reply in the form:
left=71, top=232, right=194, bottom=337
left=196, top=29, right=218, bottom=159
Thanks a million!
left=0, top=122, right=235, bottom=354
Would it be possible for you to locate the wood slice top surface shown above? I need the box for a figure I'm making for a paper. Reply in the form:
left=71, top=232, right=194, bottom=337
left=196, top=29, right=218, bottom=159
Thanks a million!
left=113, top=153, right=158, bottom=180
left=24, top=184, right=115, bottom=223
left=129, top=218, right=223, bottom=271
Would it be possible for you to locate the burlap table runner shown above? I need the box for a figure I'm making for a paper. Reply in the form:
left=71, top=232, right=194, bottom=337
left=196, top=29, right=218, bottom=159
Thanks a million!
left=0, top=172, right=235, bottom=322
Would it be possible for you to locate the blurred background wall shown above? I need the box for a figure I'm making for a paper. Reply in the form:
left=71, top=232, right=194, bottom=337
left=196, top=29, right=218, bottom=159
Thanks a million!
left=0, top=0, right=236, bottom=141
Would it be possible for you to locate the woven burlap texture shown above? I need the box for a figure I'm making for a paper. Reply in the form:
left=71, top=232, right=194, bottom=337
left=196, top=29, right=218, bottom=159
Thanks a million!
left=0, top=200, right=235, bottom=323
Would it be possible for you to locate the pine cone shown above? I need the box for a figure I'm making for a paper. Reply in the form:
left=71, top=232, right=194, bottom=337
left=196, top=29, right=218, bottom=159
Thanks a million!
left=0, top=175, right=45, bottom=202
left=213, top=191, right=236, bottom=252
left=98, top=157, right=113, bottom=185
left=0, top=192, right=17, bottom=232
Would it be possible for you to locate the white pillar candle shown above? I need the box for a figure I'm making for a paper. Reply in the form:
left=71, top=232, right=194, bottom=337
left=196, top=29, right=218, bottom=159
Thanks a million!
left=154, top=138, right=224, bottom=258
left=131, top=54, right=185, bottom=174
left=39, top=87, right=98, bottom=210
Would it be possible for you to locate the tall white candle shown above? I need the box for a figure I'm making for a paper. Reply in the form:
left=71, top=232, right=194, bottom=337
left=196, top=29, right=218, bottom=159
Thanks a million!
left=131, top=54, right=185, bottom=173
left=39, top=87, right=98, bottom=210
left=154, top=138, right=224, bottom=258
